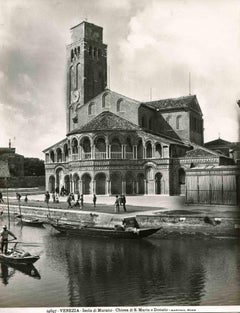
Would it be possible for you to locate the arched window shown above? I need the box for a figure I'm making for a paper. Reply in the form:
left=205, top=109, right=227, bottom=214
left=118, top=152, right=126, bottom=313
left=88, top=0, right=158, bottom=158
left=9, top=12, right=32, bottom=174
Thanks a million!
left=89, top=46, right=92, bottom=56
left=93, top=47, right=97, bottom=58
left=76, top=63, right=81, bottom=89
left=176, top=115, right=182, bottom=130
left=117, top=99, right=123, bottom=112
left=102, top=92, right=109, bottom=108
left=179, top=168, right=186, bottom=184
left=166, top=115, right=171, bottom=124
left=71, top=138, right=78, bottom=154
left=97, top=49, right=101, bottom=58
left=88, top=102, right=95, bottom=115
left=141, top=115, right=146, bottom=127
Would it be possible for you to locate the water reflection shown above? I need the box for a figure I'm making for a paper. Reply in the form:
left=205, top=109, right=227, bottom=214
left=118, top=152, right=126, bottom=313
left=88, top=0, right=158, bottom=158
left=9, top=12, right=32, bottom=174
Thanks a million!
left=46, top=234, right=220, bottom=306
left=0, top=262, right=41, bottom=285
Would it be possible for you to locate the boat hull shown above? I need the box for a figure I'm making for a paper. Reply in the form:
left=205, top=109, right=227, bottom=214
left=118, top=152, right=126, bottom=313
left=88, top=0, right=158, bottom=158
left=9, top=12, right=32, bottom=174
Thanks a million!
left=18, top=218, right=44, bottom=227
left=0, top=253, right=40, bottom=265
left=51, top=223, right=160, bottom=239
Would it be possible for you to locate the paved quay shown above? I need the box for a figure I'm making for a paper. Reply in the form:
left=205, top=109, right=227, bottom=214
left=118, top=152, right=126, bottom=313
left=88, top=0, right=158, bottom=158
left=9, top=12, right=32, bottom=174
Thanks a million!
left=1, top=193, right=239, bottom=219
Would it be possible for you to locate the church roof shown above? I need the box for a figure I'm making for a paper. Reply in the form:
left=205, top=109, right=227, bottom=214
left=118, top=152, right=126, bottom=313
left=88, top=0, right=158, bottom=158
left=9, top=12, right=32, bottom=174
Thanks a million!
left=68, top=111, right=141, bottom=135
left=204, top=138, right=232, bottom=147
left=142, top=95, right=202, bottom=115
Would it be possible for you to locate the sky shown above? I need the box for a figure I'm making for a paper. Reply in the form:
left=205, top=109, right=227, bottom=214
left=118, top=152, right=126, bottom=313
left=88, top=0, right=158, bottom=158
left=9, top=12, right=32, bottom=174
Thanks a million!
left=0, top=0, right=239, bottom=159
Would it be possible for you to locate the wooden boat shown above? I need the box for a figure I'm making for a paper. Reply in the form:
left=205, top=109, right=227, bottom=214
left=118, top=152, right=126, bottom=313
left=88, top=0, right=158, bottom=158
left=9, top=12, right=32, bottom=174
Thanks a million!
left=18, top=216, right=44, bottom=227
left=0, top=243, right=40, bottom=265
left=50, top=221, right=161, bottom=239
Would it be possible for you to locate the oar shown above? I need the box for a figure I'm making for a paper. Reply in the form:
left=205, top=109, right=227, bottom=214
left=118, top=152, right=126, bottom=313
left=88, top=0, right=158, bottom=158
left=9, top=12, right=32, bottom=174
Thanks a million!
left=9, top=241, right=43, bottom=246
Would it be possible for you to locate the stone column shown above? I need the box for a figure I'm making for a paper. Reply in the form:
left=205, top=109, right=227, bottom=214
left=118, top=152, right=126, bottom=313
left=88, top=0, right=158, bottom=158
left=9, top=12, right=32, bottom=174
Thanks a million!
left=79, top=180, right=83, bottom=194
left=133, top=145, right=137, bottom=159
left=108, top=145, right=111, bottom=159
left=107, top=180, right=111, bottom=195
left=122, top=181, right=126, bottom=194
left=152, top=145, right=155, bottom=159
left=143, top=146, right=146, bottom=159
left=92, top=180, right=96, bottom=194
left=144, top=179, right=147, bottom=194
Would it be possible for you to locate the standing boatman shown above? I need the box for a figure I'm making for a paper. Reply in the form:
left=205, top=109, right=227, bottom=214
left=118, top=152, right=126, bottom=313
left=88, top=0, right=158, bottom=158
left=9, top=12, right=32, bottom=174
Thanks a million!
left=0, top=225, right=17, bottom=255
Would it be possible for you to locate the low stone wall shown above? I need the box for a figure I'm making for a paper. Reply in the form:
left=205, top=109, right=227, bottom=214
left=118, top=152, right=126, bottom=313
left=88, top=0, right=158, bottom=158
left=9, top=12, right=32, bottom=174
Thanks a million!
left=136, top=214, right=240, bottom=238
left=2, top=204, right=239, bottom=238
left=0, top=176, right=45, bottom=188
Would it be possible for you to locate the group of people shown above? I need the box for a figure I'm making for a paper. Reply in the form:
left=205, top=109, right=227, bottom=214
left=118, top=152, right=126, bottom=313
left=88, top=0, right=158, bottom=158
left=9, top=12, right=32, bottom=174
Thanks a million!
left=16, top=192, right=29, bottom=203
left=67, top=192, right=86, bottom=208
left=115, top=194, right=127, bottom=213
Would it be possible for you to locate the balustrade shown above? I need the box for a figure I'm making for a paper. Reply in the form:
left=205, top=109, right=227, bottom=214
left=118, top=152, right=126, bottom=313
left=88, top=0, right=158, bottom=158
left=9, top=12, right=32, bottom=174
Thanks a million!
left=125, top=152, right=133, bottom=159
left=95, top=152, right=107, bottom=159
left=72, top=154, right=79, bottom=161
left=83, top=152, right=91, bottom=160
left=111, top=152, right=122, bottom=159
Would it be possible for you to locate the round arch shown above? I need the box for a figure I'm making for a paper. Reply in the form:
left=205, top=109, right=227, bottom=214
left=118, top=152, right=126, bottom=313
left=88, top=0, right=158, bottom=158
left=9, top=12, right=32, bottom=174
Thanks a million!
left=125, top=171, right=135, bottom=195
left=48, top=175, right=55, bottom=193
left=137, top=173, right=145, bottom=194
left=73, top=173, right=80, bottom=194
left=95, top=172, right=106, bottom=195
left=64, top=175, right=70, bottom=194
left=110, top=172, right=122, bottom=195
left=155, top=172, right=163, bottom=194
left=56, top=167, right=64, bottom=190
left=82, top=173, right=92, bottom=195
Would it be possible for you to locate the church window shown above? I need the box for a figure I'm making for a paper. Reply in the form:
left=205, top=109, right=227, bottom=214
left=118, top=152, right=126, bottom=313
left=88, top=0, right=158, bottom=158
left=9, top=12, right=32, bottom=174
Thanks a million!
left=102, top=92, right=109, bottom=108
left=179, top=168, right=186, bottom=184
left=141, top=116, right=146, bottom=127
left=166, top=115, right=171, bottom=124
left=94, top=47, right=97, bottom=58
left=117, top=99, right=123, bottom=112
left=88, top=102, right=95, bottom=115
left=176, top=115, right=182, bottom=130
left=76, top=63, right=81, bottom=89
left=89, top=46, right=92, bottom=56
left=98, top=49, right=101, bottom=58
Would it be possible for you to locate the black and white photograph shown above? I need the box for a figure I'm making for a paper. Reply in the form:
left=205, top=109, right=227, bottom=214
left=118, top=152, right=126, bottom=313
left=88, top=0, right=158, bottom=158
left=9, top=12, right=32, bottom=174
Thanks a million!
left=0, top=0, right=239, bottom=312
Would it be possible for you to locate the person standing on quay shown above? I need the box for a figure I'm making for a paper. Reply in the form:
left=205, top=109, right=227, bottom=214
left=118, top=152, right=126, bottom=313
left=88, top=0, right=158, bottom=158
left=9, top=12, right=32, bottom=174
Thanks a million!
left=122, top=195, right=127, bottom=212
left=45, top=191, right=50, bottom=204
left=115, top=195, right=120, bottom=213
left=93, top=194, right=97, bottom=207
left=0, top=225, right=17, bottom=255
left=80, top=194, right=84, bottom=208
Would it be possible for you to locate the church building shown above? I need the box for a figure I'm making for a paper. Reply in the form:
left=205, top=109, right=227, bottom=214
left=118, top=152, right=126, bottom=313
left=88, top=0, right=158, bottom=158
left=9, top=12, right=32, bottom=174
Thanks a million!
left=44, top=21, right=238, bottom=203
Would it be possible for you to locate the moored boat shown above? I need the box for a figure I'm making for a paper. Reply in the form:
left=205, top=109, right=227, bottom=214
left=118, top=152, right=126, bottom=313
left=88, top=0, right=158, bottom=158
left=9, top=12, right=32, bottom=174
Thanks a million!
left=18, top=216, right=44, bottom=227
left=50, top=221, right=160, bottom=239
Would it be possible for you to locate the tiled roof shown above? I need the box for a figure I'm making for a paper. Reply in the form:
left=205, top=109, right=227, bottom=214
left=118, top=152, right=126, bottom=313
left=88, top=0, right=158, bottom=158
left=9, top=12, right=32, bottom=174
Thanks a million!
left=68, top=111, right=140, bottom=135
left=142, top=95, right=202, bottom=114
left=204, top=138, right=232, bottom=147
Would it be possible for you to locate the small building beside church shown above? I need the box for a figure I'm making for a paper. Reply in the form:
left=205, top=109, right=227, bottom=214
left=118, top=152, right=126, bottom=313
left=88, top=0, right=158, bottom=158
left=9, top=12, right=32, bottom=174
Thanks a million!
left=43, top=21, right=240, bottom=205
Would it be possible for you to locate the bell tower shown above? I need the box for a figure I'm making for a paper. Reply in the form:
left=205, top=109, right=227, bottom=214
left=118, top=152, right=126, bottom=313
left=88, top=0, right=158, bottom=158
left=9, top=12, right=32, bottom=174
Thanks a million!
left=66, top=21, right=107, bottom=132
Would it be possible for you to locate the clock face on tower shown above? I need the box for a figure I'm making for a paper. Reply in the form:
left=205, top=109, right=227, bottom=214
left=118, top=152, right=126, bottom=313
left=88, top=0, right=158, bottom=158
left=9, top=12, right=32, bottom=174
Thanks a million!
left=71, top=90, right=80, bottom=104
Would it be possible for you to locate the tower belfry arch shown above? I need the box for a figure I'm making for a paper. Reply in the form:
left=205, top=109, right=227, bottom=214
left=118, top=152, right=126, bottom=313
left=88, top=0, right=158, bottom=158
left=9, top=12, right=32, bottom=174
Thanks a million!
left=66, top=21, right=107, bottom=133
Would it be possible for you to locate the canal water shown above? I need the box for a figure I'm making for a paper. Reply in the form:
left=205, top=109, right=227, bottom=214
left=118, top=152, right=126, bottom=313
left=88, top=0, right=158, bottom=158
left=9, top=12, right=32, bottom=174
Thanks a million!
left=0, top=216, right=239, bottom=308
